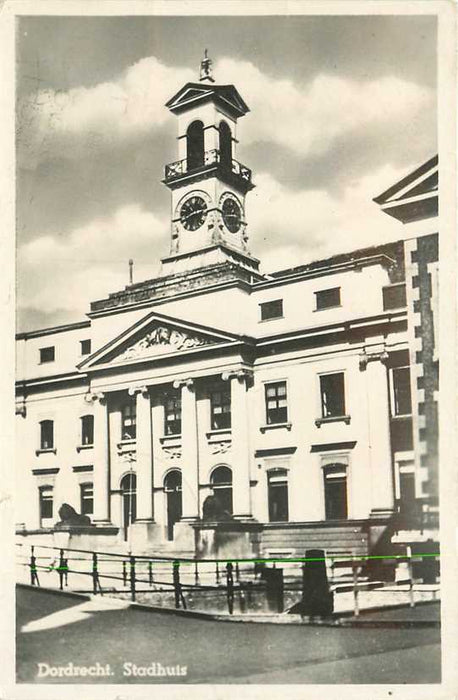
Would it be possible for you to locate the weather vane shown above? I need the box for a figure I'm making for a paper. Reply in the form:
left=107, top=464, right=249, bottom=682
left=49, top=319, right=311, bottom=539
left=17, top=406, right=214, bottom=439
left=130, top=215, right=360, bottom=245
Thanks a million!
left=199, top=49, right=215, bottom=83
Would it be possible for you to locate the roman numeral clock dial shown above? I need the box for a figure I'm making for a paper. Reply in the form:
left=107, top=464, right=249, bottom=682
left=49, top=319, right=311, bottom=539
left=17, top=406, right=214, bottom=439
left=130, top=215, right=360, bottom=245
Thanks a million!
left=222, top=196, right=242, bottom=233
left=180, top=196, right=208, bottom=231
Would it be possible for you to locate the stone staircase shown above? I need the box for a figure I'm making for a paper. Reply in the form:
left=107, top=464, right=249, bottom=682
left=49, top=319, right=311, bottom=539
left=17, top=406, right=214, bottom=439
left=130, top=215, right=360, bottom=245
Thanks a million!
left=259, top=520, right=369, bottom=560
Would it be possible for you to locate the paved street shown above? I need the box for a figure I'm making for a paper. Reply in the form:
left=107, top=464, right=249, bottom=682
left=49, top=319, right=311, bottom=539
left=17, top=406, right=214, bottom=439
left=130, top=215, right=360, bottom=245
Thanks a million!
left=17, top=586, right=440, bottom=684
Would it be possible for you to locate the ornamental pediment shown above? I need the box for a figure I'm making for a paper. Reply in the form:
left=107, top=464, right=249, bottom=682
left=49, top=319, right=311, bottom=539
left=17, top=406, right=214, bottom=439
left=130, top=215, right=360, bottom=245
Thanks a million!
left=115, top=324, right=215, bottom=362
left=78, top=311, right=247, bottom=371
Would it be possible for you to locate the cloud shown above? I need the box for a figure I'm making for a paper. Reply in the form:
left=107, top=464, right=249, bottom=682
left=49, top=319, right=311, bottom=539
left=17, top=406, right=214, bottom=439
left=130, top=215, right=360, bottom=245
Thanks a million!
left=17, top=57, right=193, bottom=167
left=216, top=58, right=433, bottom=158
left=18, top=54, right=433, bottom=169
left=247, top=164, right=411, bottom=272
left=18, top=204, right=168, bottom=317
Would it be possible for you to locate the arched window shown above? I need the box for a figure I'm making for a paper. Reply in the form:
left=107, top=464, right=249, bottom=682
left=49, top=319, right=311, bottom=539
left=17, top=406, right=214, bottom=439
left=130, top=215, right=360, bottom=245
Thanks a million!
left=211, top=465, right=233, bottom=515
left=39, top=420, right=54, bottom=450
left=164, top=470, right=182, bottom=541
left=186, top=120, right=204, bottom=171
left=218, top=121, right=232, bottom=167
left=80, top=415, right=94, bottom=446
left=120, top=473, right=137, bottom=539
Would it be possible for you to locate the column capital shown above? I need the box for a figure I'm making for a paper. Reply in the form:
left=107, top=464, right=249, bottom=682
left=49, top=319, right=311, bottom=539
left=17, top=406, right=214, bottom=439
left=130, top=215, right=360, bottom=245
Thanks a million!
left=221, top=368, right=254, bottom=383
left=359, top=348, right=389, bottom=371
left=84, top=391, right=106, bottom=405
left=173, top=377, right=194, bottom=390
left=128, top=384, right=149, bottom=398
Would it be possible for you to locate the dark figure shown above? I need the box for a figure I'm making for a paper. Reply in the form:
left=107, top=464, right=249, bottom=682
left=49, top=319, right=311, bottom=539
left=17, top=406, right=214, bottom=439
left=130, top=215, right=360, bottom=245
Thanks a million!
left=202, top=494, right=232, bottom=521
left=288, top=548, right=333, bottom=617
left=55, top=503, right=92, bottom=528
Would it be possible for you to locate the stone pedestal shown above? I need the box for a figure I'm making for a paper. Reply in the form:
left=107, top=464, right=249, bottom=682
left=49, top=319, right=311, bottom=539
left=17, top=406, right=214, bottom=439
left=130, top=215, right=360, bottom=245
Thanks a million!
left=129, top=521, right=163, bottom=551
left=194, top=521, right=262, bottom=559
left=173, top=521, right=197, bottom=551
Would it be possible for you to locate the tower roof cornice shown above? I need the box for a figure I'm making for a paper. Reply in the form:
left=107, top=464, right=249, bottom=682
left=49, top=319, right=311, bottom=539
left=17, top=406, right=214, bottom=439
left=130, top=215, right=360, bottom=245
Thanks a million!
left=165, top=82, right=250, bottom=118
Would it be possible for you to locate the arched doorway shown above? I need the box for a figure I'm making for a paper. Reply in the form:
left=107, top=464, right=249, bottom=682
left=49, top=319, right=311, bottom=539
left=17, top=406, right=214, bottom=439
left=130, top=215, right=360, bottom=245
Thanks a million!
left=218, top=121, right=232, bottom=167
left=186, top=121, right=204, bottom=171
left=210, top=465, right=233, bottom=515
left=120, top=473, right=137, bottom=541
left=164, top=470, right=182, bottom=541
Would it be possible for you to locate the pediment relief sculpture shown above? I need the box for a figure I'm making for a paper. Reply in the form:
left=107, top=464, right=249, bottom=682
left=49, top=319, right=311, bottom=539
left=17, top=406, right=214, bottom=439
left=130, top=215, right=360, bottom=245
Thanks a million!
left=117, top=325, right=214, bottom=361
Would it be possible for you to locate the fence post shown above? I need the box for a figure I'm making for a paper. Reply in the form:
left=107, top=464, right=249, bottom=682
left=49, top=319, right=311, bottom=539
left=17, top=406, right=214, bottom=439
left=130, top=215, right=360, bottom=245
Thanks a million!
left=58, top=549, right=65, bottom=591
left=194, top=560, right=199, bottom=585
left=226, top=562, right=234, bottom=615
left=148, top=561, right=153, bottom=585
left=122, top=560, right=127, bottom=586
left=407, top=547, right=415, bottom=608
left=173, top=561, right=181, bottom=609
left=130, top=555, right=136, bottom=602
left=215, top=561, right=220, bottom=585
left=92, top=552, right=100, bottom=595
left=30, top=546, right=39, bottom=586
left=352, top=557, right=359, bottom=617
left=235, top=562, right=240, bottom=582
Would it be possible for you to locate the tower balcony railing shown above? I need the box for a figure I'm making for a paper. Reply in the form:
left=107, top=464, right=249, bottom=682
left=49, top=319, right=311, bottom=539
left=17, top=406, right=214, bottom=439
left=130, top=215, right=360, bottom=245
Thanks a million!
left=164, top=149, right=252, bottom=186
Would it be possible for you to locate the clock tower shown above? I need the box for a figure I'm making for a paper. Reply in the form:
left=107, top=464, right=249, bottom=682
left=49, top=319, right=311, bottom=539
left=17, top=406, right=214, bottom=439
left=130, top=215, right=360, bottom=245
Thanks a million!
left=160, top=52, right=260, bottom=276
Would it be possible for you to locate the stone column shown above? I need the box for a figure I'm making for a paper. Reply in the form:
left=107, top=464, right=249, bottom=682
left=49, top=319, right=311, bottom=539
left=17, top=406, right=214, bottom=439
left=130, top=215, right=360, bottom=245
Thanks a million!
left=129, top=385, right=153, bottom=522
left=360, top=349, right=394, bottom=516
left=87, top=392, right=110, bottom=524
left=222, top=369, right=253, bottom=519
left=173, top=378, right=199, bottom=521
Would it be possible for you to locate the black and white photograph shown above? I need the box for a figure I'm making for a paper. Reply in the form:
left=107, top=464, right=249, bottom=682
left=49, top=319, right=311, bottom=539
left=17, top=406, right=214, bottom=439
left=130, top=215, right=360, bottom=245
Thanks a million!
left=2, top=0, right=457, bottom=695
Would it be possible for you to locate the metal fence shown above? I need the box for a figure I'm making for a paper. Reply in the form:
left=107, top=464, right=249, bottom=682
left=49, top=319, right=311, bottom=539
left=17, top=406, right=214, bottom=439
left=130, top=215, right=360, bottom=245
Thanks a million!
left=15, top=541, right=440, bottom=617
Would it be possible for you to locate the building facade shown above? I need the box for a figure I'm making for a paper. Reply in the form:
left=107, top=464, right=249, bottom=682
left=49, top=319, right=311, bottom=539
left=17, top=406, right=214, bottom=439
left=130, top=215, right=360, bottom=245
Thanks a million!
left=15, top=57, right=439, bottom=561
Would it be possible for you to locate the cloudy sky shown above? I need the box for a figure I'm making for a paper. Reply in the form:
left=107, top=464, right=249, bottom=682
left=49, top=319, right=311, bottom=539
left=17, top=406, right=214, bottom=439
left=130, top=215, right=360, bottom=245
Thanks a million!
left=16, top=14, right=437, bottom=332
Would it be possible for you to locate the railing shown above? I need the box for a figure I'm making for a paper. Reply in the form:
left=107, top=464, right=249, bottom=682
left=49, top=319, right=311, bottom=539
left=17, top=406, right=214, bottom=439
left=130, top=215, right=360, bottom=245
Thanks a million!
left=16, top=542, right=440, bottom=618
left=164, top=149, right=252, bottom=185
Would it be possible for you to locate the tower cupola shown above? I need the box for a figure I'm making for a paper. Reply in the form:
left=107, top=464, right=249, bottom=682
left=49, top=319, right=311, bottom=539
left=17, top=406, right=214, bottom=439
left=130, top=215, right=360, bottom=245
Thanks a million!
left=160, top=53, right=258, bottom=277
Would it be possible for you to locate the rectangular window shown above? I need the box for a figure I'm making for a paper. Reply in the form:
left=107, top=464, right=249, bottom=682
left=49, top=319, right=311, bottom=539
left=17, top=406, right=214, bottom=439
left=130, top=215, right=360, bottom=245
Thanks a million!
left=320, top=373, right=346, bottom=418
left=39, top=346, right=55, bottom=363
left=383, top=284, right=407, bottom=311
left=121, top=400, right=136, bottom=440
left=315, top=287, right=341, bottom=311
left=268, top=470, right=289, bottom=522
left=392, top=367, right=412, bottom=416
left=81, top=415, right=94, bottom=445
left=265, top=381, right=288, bottom=425
left=323, top=465, right=348, bottom=520
left=210, top=388, right=231, bottom=430
left=40, top=420, right=54, bottom=450
left=39, top=486, right=53, bottom=522
left=80, top=339, right=91, bottom=355
left=80, top=483, right=94, bottom=515
left=260, top=299, right=283, bottom=321
left=165, top=392, right=182, bottom=435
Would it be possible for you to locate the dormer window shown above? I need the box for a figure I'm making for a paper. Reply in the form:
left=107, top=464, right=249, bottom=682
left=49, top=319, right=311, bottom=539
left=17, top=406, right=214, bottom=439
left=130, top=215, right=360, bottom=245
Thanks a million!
left=383, top=283, right=407, bottom=310
left=315, top=287, right=341, bottom=311
left=39, top=346, right=55, bottom=364
left=80, top=339, right=91, bottom=356
left=260, top=299, right=283, bottom=321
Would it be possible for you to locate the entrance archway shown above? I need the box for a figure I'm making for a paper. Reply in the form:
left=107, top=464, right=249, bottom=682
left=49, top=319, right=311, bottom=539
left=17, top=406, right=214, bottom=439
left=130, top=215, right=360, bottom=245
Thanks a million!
left=120, top=473, right=137, bottom=540
left=164, top=470, right=182, bottom=541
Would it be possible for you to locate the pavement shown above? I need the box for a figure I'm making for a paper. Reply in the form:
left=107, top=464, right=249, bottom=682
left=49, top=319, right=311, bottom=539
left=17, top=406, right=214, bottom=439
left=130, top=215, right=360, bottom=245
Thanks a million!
left=16, top=585, right=441, bottom=684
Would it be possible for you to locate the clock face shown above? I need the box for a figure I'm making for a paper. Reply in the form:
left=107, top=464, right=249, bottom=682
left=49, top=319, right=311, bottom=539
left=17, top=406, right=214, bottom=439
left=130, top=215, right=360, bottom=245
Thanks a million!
left=180, top=196, right=207, bottom=231
left=222, top=197, right=242, bottom=233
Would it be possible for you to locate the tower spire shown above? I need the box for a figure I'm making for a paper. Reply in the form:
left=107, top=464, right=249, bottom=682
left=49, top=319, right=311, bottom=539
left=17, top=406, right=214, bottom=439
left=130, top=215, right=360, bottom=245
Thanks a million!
left=199, top=49, right=215, bottom=83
